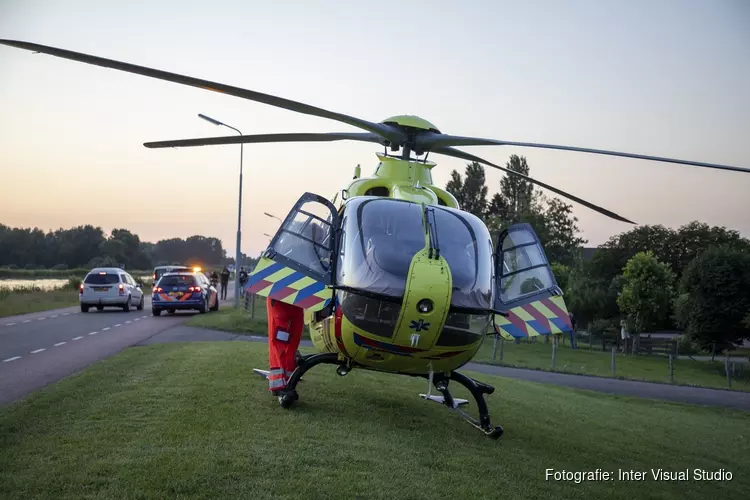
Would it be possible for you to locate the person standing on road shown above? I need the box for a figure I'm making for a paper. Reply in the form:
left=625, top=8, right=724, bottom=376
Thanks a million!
left=220, top=266, right=230, bottom=300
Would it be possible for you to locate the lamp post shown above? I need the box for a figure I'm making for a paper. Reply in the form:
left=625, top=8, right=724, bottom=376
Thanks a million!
left=199, top=113, right=243, bottom=307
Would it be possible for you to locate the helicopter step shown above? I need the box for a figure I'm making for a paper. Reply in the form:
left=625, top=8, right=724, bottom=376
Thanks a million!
left=419, top=394, right=469, bottom=407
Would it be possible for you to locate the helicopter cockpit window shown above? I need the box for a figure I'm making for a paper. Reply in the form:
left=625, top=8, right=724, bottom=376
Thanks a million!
left=498, top=227, right=556, bottom=305
left=336, top=198, right=425, bottom=297
left=431, top=207, right=494, bottom=311
left=271, top=201, right=334, bottom=278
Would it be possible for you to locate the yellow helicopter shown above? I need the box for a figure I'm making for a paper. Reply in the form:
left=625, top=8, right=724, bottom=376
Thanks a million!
left=2, top=39, right=748, bottom=439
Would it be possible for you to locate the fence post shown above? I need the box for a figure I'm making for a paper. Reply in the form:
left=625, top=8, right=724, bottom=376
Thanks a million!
left=499, top=337, right=504, bottom=361
left=250, top=293, right=255, bottom=318
left=669, top=354, right=674, bottom=383
left=725, top=355, right=732, bottom=389
left=552, top=342, right=557, bottom=369
left=492, top=334, right=498, bottom=362
left=611, top=347, right=616, bottom=377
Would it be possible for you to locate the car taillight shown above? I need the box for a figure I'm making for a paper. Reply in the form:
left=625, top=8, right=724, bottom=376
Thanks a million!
left=189, top=286, right=202, bottom=292
left=154, top=287, right=163, bottom=293
left=79, top=284, right=84, bottom=295
left=118, top=283, right=125, bottom=295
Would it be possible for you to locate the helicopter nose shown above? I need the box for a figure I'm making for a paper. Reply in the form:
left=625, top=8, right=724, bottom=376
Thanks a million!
left=417, top=298, right=434, bottom=313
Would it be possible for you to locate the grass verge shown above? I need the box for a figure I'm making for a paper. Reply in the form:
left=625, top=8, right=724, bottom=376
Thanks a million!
left=1, top=341, right=747, bottom=500
left=473, top=337, right=750, bottom=392
left=0, top=284, right=153, bottom=318
left=184, top=297, right=312, bottom=338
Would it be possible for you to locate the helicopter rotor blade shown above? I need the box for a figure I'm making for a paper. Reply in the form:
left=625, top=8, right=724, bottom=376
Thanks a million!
left=144, top=132, right=386, bottom=149
left=432, top=146, right=636, bottom=224
left=418, top=134, right=749, bottom=174
left=0, top=39, right=407, bottom=146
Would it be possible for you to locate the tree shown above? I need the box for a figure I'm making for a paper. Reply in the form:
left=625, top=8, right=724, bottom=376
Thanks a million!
left=498, top=155, right=534, bottom=224
left=592, top=222, right=750, bottom=285
left=675, top=247, right=750, bottom=354
left=531, top=194, right=587, bottom=266
left=550, top=262, right=571, bottom=292
left=444, top=162, right=489, bottom=218
left=617, top=251, right=676, bottom=333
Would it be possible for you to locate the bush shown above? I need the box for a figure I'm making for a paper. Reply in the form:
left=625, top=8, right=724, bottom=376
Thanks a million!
left=677, top=336, right=700, bottom=355
left=65, top=277, right=82, bottom=290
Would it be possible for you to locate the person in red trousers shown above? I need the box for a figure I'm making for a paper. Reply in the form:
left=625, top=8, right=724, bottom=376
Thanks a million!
left=266, top=296, right=305, bottom=395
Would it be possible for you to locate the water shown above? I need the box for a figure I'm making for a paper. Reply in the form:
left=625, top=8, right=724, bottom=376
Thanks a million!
left=0, top=279, right=70, bottom=291
left=0, top=275, right=152, bottom=291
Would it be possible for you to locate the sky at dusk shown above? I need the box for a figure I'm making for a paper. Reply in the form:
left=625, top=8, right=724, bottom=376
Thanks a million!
left=1, top=0, right=748, bottom=259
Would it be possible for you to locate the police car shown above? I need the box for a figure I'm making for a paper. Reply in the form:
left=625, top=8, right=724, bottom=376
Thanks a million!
left=152, top=270, right=219, bottom=316
left=151, top=265, right=190, bottom=287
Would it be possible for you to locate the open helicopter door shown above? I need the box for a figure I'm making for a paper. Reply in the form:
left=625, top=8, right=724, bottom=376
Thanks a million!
left=492, top=223, right=573, bottom=340
left=245, top=192, right=339, bottom=313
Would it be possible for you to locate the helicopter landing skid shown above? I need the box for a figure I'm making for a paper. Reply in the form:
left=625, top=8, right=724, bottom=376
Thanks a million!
left=423, top=371, right=504, bottom=440
left=275, top=352, right=341, bottom=409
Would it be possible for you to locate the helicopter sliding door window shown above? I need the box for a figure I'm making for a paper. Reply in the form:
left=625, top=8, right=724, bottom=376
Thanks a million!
left=493, top=223, right=560, bottom=309
left=265, top=192, right=340, bottom=285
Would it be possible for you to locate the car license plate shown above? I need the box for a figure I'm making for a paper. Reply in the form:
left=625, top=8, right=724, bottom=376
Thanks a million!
left=94, top=287, right=108, bottom=292
left=168, top=291, right=184, bottom=297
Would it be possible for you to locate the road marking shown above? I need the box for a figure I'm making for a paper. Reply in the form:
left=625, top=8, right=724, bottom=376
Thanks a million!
left=88, top=331, right=98, bottom=336
left=62, top=313, right=70, bottom=316
left=23, top=320, right=31, bottom=323
left=142, top=315, right=148, bottom=319
left=3, top=356, right=21, bottom=363
left=37, top=317, right=46, bottom=321
left=72, top=336, right=83, bottom=341
left=134, top=318, right=140, bottom=321
left=5, top=323, right=16, bottom=326
left=54, top=342, right=66, bottom=346
left=126, top=320, right=132, bottom=324
left=102, top=327, right=110, bottom=331
left=51, top=315, right=58, bottom=318
left=114, top=324, right=122, bottom=327
left=30, top=348, right=46, bottom=354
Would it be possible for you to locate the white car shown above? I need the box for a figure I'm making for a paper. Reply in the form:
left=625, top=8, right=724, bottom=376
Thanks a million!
left=79, top=267, right=145, bottom=312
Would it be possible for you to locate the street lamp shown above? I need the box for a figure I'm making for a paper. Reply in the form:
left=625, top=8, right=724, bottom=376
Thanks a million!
left=199, top=112, right=244, bottom=308
left=264, top=212, right=282, bottom=223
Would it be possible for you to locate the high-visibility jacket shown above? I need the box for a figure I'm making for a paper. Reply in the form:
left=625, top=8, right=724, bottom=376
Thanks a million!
left=266, top=297, right=304, bottom=392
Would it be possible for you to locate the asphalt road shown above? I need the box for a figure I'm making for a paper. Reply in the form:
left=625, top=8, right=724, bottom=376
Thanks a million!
left=0, top=283, right=237, bottom=405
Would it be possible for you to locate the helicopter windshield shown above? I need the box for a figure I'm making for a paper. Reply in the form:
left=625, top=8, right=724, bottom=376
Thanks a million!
left=336, top=198, right=425, bottom=297
left=335, top=198, right=493, bottom=311
left=431, top=206, right=494, bottom=310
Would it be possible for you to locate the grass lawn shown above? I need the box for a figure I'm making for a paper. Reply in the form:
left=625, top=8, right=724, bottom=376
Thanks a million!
left=1, top=341, right=748, bottom=500
left=473, top=338, right=750, bottom=392
left=0, top=285, right=153, bottom=318
left=190, top=297, right=750, bottom=393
